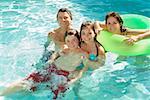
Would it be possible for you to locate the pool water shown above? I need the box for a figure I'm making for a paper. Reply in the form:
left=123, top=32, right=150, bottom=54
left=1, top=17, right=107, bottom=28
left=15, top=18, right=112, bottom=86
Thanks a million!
left=0, top=0, right=150, bottom=100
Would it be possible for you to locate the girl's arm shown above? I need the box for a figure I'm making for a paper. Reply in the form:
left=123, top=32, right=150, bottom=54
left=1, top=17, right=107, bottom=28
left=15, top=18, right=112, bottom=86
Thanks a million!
left=94, top=21, right=106, bottom=34
left=98, top=46, right=106, bottom=59
left=124, top=30, right=150, bottom=45
left=126, top=28, right=150, bottom=35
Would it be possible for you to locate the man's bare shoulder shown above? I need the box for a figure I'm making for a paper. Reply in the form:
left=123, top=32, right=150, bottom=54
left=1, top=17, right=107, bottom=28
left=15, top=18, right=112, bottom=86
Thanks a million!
left=48, top=28, right=59, bottom=36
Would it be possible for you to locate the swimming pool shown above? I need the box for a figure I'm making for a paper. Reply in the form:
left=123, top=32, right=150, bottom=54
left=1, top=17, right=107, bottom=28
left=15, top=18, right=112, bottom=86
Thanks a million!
left=0, top=0, right=150, bottom=100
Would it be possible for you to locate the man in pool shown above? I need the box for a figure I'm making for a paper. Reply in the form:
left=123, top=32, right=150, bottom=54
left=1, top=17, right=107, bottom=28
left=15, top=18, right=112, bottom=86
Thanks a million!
left=34, top=8, right=74, bottom=69
left=47, top=8, right=73, bottom=50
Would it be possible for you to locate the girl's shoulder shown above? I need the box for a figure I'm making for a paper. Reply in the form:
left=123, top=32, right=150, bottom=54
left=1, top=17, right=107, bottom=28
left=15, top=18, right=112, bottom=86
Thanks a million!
left=95, top=41, right=106, bottom=57
left=95, top=41, right=103, bottom=48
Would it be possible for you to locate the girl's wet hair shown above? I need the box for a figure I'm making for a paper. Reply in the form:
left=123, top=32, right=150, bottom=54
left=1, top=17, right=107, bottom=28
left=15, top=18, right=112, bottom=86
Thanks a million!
left=79, top=21, right=96, bottom=42
left=80, top=21, right=93, bottom=29
left=57, top=8, right=72, bottom=20
left=79, top=21, right=103, bottom=47
left=105, top=12, right=126, bottom=32
left=79, top=21, right=105, bottom=51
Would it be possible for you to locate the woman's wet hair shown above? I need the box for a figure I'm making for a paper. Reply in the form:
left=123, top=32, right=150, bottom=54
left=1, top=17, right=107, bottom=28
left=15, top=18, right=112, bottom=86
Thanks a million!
left=105, top=12, right=126, bottom=32
left=57, top=8, right=72, bottom=20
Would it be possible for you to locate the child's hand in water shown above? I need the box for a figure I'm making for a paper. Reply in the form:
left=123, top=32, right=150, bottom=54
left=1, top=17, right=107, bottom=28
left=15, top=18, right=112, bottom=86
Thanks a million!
left=123, top=36, right=139, bottom=45
left=68, top=70, right=84, bottom=85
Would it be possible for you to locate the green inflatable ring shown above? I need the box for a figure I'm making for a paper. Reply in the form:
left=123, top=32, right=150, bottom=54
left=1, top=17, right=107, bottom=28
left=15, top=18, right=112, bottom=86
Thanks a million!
left=97, top=14, right=150, bottom=56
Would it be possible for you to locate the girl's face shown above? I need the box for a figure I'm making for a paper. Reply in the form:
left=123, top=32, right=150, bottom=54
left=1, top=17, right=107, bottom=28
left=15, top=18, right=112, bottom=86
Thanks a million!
left=81, top=26, right=95, bottom=43
left=57, top=12, right=72, bottom=27
left=106, top=17, right=121, bottom=33
left=65, top=35, right=79, bottom=49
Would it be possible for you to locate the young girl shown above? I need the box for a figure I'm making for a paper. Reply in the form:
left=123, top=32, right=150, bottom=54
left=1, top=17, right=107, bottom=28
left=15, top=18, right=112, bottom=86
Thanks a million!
left=80, top=21, right=106, bottom=70
left=0, top=29, right=87, bottom=99
left=94, top=12, right=150, bottom=45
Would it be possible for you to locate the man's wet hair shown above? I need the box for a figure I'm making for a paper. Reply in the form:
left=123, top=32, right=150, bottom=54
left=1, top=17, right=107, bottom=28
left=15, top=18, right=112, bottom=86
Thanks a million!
left=57, top=8, right=72, bottom=20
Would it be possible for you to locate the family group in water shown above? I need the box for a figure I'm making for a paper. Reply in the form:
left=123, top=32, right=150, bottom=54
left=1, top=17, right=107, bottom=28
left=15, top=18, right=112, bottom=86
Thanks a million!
left=0, top=8, right=150, bottom=99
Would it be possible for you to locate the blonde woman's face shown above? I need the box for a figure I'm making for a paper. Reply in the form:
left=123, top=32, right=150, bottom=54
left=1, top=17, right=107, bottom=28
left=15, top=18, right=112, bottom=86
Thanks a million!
left=57, top=12, right=72, bottom=27
left=106, top=17, right=121, bottom=33
left=65, top=35, right=79, bottom=49
left=81, top=26, right=95, bottom=43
